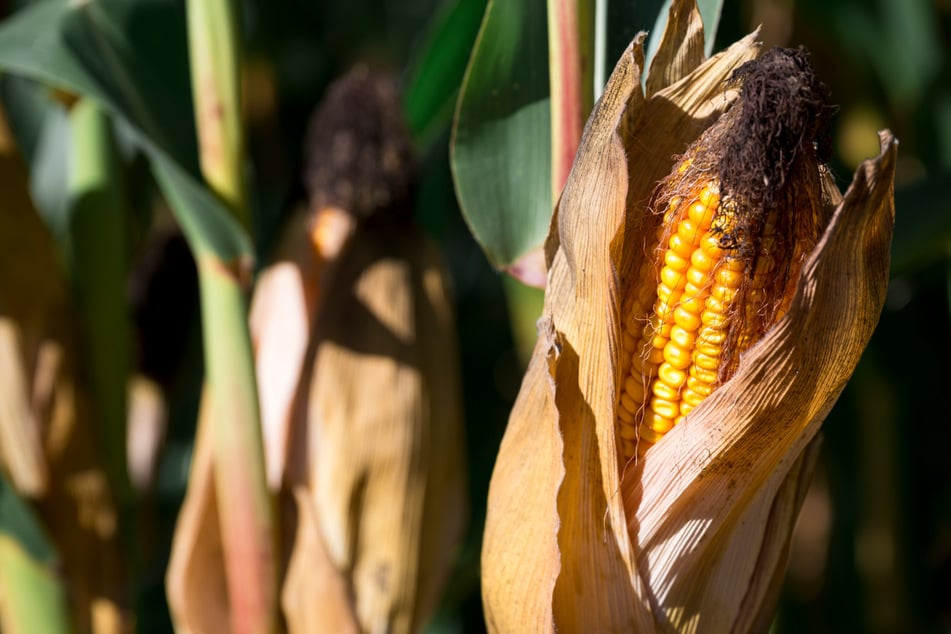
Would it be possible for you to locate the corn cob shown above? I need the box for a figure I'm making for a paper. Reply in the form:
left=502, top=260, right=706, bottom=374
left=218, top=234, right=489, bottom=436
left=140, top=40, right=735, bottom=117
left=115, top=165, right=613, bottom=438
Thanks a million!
left=617, top=47, right=833, bottom=461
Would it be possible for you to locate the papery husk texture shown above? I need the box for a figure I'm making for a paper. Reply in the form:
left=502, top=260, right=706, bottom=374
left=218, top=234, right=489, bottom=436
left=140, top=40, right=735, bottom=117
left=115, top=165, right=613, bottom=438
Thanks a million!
left=482, top=18, right=896, bottom=634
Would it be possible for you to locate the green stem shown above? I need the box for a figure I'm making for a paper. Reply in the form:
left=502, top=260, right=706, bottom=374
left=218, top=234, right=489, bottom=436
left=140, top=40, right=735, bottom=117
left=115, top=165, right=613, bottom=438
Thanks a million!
left=67, top=99, right=132, bottom=503
left=547, top=0, right=594, bottom=202
left=187, top=0, right=248, bottom=226
left=197, top=258, right=276, bottom=634
left=185, top=0, right=275, bottom=629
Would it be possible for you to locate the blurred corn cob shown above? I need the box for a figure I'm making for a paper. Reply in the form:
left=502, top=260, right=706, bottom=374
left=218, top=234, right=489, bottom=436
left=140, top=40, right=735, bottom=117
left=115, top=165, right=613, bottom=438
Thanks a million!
left=253, top=68, right=416, bottom=490
left=273, top=69, right=467, bottom=634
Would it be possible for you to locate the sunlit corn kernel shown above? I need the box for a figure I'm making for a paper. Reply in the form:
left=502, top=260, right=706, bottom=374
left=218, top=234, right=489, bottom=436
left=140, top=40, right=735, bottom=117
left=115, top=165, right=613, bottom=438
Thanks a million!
left=657, top=282, right=679, bottom=304
left=701, top=310, right=730, bottom=329
left=700, top=234, right=724, bottom=257
left=688, top=201, right=715, bottom=229
left=710, top=284, right=737, bottom=304
left=657, top=362, right=688, bottom=388
left=690, top=246, right=717, bottom=272
left=686, top=267, right=709, bottom=287
left=652, top=380, right=680, bottom=402
left=643, top=408, right=675, bottom=434
left=679, top=291, right=706, bottom=314
left=689, top=365, right=718, bottom=384
left=686, top=376, right=713, bottom=396
left=638, top=425, right=665, bottom=444
left=665, top=250, right=690, bottom=272
left=673, top=306, right=702, bottom=331
left=698, top=185, right=718, bottom=207
left=669, top=325, right=696, bottom=350
left=695, top=340, right=722, bottom=358
left=651, top=397, right=680, bottom=420
left=662, top=343, right=692, bottom=370
left=669, top=233, right=694, bottom=258
left=660, top=267, right=688, bottom=290
left=705, top=295, right=728, bottom=314
left=694, top=352, right=719, bottom=371
left=677, top=219, right=704, bottom=245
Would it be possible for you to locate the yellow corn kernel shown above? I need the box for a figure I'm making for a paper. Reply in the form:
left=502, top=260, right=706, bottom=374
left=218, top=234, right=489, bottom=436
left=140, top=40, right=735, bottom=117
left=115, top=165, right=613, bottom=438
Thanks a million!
left=652, top=380, right=680, bottom=402
left=669, top=325, right=696, bottom=350
left=668, top=233, right=694, bottom=258
left=663, top=342, right=692, bottom=369
left=673, top=305, right=702, bottom=331
left=664, top=250, right=690, bottom=272
left=686, top=376, right=713, bottom=396
left=657, top=362, right=687, bottom=388
left=616, top=176, right=789, bottom=460
left=688, top=201, right=715, bottom=229
left=643, top=408, right=675, bottom=434
left=660, top=266, right=688, bottom=290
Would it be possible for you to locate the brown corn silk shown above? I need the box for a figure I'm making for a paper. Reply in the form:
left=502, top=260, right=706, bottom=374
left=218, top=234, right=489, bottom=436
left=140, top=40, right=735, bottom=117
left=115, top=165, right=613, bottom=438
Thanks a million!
left=481, top=0, right=896, bottom=631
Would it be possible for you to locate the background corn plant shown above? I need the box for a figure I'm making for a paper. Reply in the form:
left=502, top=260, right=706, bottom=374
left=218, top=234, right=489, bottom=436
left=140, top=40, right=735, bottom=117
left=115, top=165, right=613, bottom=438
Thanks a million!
left=0, top=0, right=947, bottom=632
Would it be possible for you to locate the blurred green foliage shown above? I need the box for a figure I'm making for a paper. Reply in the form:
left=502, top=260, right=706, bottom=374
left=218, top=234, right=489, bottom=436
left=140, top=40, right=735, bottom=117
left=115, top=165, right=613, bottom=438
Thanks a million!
left=0, top=0, right=948, bottom=632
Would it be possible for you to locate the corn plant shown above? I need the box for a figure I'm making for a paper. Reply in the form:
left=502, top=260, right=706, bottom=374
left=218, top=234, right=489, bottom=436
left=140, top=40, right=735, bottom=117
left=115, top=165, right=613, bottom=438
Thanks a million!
left=0, top=0, right=948, bottom=632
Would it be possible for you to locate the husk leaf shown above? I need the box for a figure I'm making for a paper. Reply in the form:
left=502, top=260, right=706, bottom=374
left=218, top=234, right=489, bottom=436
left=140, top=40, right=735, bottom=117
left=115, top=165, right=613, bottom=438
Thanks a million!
left=645, top=0, right=706, bottom=97
left=482, top=6, right=896, bottom=629
left=165, top=393, right=231, bottom=634
left=483, top=27, right=760, bottom=634
left=282, top=216, right=467, bottom=634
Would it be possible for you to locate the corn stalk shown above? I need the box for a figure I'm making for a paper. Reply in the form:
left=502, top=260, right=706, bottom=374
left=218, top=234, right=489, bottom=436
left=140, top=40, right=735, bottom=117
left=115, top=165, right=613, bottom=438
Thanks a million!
left=185, top=0, right=276, bottom=631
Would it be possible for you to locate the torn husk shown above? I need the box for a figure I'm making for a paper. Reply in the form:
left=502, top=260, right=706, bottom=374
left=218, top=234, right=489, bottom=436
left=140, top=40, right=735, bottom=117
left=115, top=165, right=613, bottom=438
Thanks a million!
left=482, top=1, right=896, bottom=631
left=282, top=213, right=467, bottom=634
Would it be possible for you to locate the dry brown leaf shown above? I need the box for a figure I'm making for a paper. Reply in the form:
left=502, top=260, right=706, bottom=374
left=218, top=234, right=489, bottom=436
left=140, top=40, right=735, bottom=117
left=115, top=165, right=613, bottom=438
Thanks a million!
left=166, top=394, right=231, bottom=634
left=645, top=0, right=706, bottom=97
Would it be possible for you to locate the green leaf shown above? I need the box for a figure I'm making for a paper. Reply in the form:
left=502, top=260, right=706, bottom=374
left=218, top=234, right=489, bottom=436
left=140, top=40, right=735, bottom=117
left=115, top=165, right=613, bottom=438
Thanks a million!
left=0, top=476, right=70, bottom=634
left=404, top=0, right=487, bottom=145
left=0, top=475, right=56, bottom=565
left=0, top=0, right=252, bottom=261
left=451, top=0, right=551, bottom=269
left=452, top=0, right=726, bottom=271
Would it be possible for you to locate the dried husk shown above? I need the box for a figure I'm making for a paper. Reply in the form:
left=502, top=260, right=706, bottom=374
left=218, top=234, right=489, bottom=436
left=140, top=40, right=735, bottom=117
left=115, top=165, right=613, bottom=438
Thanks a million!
left=481, top=3, right=896, bottom=631
left=165, top=392, right=232, bottom=634
left=282, top=215, right=467, bottom=634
